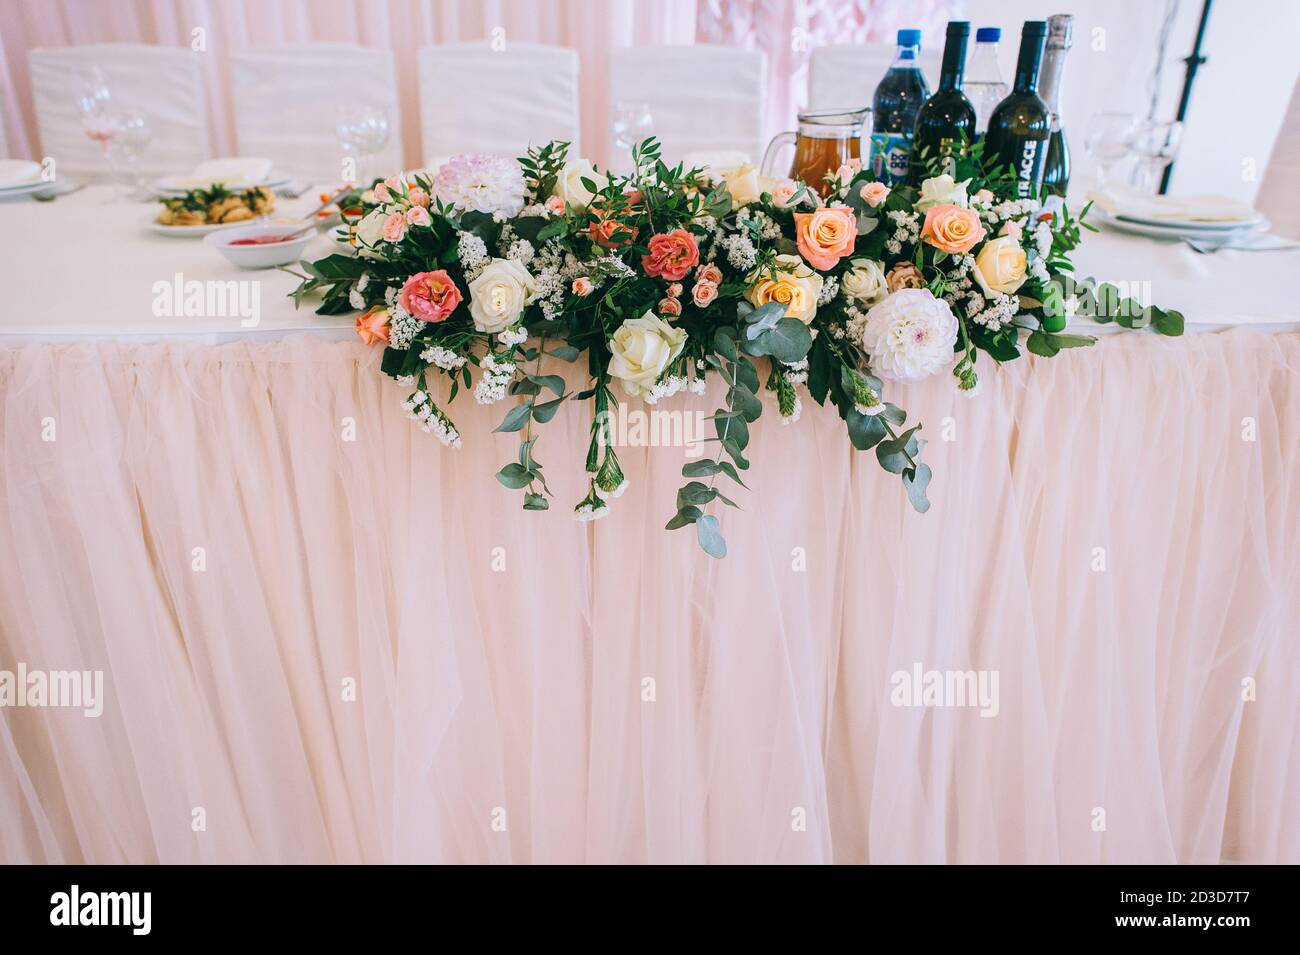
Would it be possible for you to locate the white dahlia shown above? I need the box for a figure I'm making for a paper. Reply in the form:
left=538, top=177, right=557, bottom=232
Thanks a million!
left=434, top=154, right=527, bottom=217
left=860, top=288, right=959, bottom=382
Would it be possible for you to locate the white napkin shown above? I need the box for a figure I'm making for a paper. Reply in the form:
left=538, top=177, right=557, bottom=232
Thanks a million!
left=681, top=150, right=752, bottom=179
left=0, top=159, right=42, bottom=188
left=181, top=157, right=274, bottom=189
left=1087, top=184, right=1257, bottom=224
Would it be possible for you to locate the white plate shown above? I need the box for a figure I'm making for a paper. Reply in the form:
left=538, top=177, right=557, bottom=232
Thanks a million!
left=0, top=180, right=56, bottom=199
left=146, top=213, right=267, bottom=238
left=1114, top=210, right=1267, bottom=232
left=1096, top=209, right=1269, bottom=241
left=154, top=173, right=291, bottom=196
left=0, top=159, right=42, bottom=189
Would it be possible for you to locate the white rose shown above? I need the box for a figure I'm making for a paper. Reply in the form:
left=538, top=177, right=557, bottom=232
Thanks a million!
left=744, top=253, right=823, bottom=324
left=555, top=159, right=608, bottom=211
left=915, top=174, right=970, bottom=212
left=723, top=163, right=762, bottom=207
left=860, top=288, right=959, bottom=382
left=972, top=235, right=1028, bottom=297
left=608, top=311, right=688, bottom=397
left=841, top=257, right=888, bottom=306
left=354, top=209, right=388, bottom=258
left=467, top=258, right=537, bottom=334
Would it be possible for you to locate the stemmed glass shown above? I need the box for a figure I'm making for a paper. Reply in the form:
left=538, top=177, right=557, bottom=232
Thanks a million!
left=111, top=111, right=153, bottom=199
left=611, top=100, right=654, bottom=173
left=1130, top=119, right=1184, bottom=194
left=1083, top=111, right=1137, bottom=189
left=78, top=68, right=121, bottom=181
left=336, top=103, right=391, bottom=186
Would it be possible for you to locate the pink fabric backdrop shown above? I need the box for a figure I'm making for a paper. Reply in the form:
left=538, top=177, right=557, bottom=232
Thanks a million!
left=1, top=331, right=1296, bottom=864
left=0, top=0, right=956, bottom=168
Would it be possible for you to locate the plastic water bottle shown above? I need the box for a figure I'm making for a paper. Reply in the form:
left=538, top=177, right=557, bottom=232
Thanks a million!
left=869, top=29, right=930, bottom=185
left=965, top=27, right=1010, bottom=136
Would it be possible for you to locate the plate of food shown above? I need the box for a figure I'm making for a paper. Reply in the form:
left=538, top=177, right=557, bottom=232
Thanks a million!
left=150, top=184, right=276, bottom=236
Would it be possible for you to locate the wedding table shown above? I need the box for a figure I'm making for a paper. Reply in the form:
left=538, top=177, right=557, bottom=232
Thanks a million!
left=1, top=187, right=1297, bottom=864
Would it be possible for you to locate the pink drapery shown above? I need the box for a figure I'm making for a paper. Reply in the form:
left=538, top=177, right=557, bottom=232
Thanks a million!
left=0, top=0, right=960, bottom=168
left=1, top=331, right=1296, bottom=864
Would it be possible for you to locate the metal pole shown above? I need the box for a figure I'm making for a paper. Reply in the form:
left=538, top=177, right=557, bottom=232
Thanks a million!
left=1160, top=0, right=1213, bottom=194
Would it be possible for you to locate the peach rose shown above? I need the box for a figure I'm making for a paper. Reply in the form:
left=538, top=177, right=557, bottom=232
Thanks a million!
left=886, top=262, right=925, bottom=293
left=793, top=206, right=857, bottom=271
left=355, top=305, right=389, bottom=345
left=972, top=188, right=994, bottom=206
left=692, top=280, right=719, bottom=308
left=382, top=210, right=407, bottom=243
left=920, top=204, right=986, bottom=254
left=665, top=282, right=683, bottom=299
left=588, top=215, right=637, bottom=249
left=373, top=181, right=391, bottom=202
left=399, top=270, right=462, bottom=324
left=405, top=205, right=431, bottom=226
left=697, top=264, right=723, bottom=285
left=407, top=187, right=430, bottom=208
left=642, top=229, right=700, bottom=282
left=860, top=181, right=890, bottom=208
left=770, top=179, right=799, bottom=208
left=658, top=296, right=682, bottom=318
left=1000, top=220, right=1023, bottom=239
left=544, top=194, right=566, bottom=215
left=835, top=163, right=855, bottom=183
left=572, top=277, right=594, bottom=296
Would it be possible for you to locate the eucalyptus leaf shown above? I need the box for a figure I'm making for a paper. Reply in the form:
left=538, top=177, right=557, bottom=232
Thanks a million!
left=696, top=515, right=727, bottom=558
left=666, top=505, right=702, bottom=530
left=494, top=402, right=533, bottom=433
left=902, top=463, right=932, bottom=513
left=522, top=492, right=550, bottom=511
left=532, top=396, right=565, bottom=423
left=496, top=463, right=532, bottom=489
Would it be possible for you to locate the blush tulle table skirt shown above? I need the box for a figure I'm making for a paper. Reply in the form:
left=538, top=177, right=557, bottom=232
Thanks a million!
left=1, top=331, right=1296, bottom=863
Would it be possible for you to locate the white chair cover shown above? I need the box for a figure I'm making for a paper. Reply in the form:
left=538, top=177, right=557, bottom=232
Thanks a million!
left=807, top=43, right=942, bottom=112
left=418, top=43, right=580, bottom=159
left=28, top=44, right=209, bottom=181
left=607, top=46, right=766, bottom=168
left=229, top=44, right=403, bottom=183
left=1257, top=75, right=1300, bottom=238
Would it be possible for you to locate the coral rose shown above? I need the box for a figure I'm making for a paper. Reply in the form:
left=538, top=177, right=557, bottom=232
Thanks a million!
left=920, top=204, right=986, bottom=254
left=658, top=297, right=682, bottom=318
left=793, top=207, right=856, bottom=271
left=859, top=182, right=890, bottom=208
left=572, top=277, right=594, bottom=296
left=697, top=264, right=723, bottom=285
left=588, top=214, right=637, bottom=249
left=886, top=262, right=925, bottom=293
left=399, top=270, right=462, bottom=324
left=382, top=210, right=407, bottom=243
left=692, top=280, right=719, bottom=308
left=641, top=229, right=700, bottom=282
left=355, top=306, right=389, bottom=345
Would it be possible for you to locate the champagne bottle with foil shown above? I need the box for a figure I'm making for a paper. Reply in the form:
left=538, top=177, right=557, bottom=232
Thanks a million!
left=1040, top=14, right=1074, bottom=197
left=910, top=21, right=977, bottom=184
left=871, top=29, right=931, bottom=186
left=984, top=20, right=1050, bottom=198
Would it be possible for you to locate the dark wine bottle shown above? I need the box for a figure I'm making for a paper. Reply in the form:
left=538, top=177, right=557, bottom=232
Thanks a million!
left=910, top=21, right=977, bottom=184
left=870, top=29, right=931, bottom=186
left=1040, top=14, right=1074, bottom=197
left=984, top=20, right=1050, bottom=199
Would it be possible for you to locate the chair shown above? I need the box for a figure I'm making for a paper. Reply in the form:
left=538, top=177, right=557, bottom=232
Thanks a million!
left=807, top=43, right=942, bottom=112
left=607, top=46, right=767, bottom=169
left=1256, top=75, right=1300, bottom=238
left=229, top=44, right=404, bottom=183
left=418, top=43, right=580, bottom=160
left=28, top=44, right=210, bottom=181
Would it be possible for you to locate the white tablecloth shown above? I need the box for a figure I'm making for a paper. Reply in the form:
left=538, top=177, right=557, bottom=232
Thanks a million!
left=1, top=187, right=1297, bottom=341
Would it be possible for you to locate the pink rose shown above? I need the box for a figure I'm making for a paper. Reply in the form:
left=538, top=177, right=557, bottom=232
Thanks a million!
left=835, top=163, right=854, bottom=183
left=545, top=195, right=565, bottom=215
left=1000, top=220, right=1023, bottom=239
left=405, top=205, right=431, bottom=226
left=399, top=270, right=463, bottom=324
left=641, top=228, right=700, bottom=282
left=771, top=180, right=799, bottom=208
left=658, top=296, right=682, bottom=318
left=382, top=210, right=407, bottom=243
left=697, top=263, right=723, bottom=285
left=692, top=280, right=719, bottom=308
left=666, top=282, right=683, bottom=299
left=921, top=204, right=987, bottom=254
left=407, top=187, right=430, bottom=208
left=572, top=277, right=594, bottom=296
left=793, top=207, right=856, bottom=270
left=355, top=306, right=389, bottom=345
left=384, top=175, right=402, bottom=190
left=373, top=182, right=391, bottom=202
left=972, top=188, right=994, bottom=206
left=860, top=182, right=890, bottom=208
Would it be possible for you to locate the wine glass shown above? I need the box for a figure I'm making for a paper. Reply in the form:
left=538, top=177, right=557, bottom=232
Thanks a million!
left=611, top=100, right=654, bottom=173
left=1083, top=111, right=1137, bottom=189
left=77, top=68, right=121, bottom=181
left=1130, top=119, right=1184, bottom=194
left=110, top=111, right=153, bottom=199
left=336, top=103, right=391, bottom=186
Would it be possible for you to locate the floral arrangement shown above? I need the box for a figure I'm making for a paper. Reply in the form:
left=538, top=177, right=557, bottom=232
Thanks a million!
left=289, top=139, right=1182, bottom=557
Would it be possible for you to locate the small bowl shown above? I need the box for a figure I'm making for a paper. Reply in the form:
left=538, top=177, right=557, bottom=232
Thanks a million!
left=204, top=222, right=313, bottom=269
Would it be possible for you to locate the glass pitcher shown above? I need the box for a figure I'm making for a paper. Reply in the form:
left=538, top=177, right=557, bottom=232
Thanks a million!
left=761, top=108, right=871, bottom=197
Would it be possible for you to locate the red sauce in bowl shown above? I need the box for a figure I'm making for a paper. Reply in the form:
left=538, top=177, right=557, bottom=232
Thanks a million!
left=228, top=233, right=300, bottom=246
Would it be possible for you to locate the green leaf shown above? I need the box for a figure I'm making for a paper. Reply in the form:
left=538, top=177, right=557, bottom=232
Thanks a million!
left=1153, top=308, right=1184, bottom=336
left=712, top=327, right=738, bottom=362
left=666, top=505, right=702, bottom=530
left=716, top=412, right=750, bottom=454
left=733, top=357, right=760, bottom=393
left=808, top=338, right=830, bottom=404
left=531, top=396, right=565, bottom=423
left=743, top=317, right=813, bottom=363
left=496, top=463, right=532, bottom=489
left=548, top=345, right=581, bottom=362
left=846, top=410, right=888, bottom=451
left=1026, top=329, right=1060, bottom=357
left=728, top=385, right=763, bottom=422
left=682, top=459, right=720, bottom=478
left=529, top=373, right=566, bottom=396
left=716, top=460, right=748, bottom=487
left=695, top=515, right=727, bottom=558
left=876, top=426, right=920, bottom=474
left=522, top=492, right=549, bottom=511
left=494, top=402, right=533, bottom=433
left=676, top=481, right=717, bottom=507
left=902, top=463, right=932, bottom=513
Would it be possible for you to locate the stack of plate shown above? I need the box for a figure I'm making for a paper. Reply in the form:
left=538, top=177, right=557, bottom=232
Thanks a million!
left=154, top=157, right=291, bottom=196
left=0, top=159, right=49, bottom=199
left=1088, top=186, right=1268, bottom=242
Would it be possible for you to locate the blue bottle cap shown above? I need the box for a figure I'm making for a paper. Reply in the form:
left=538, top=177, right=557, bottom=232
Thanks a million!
left=976, top=27, right=1001, bottom=42
left=897, top=29, right=922, bottom=47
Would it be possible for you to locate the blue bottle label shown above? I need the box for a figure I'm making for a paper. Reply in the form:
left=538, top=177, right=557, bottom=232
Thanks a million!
left=869, top=132, right=913, bottom=185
